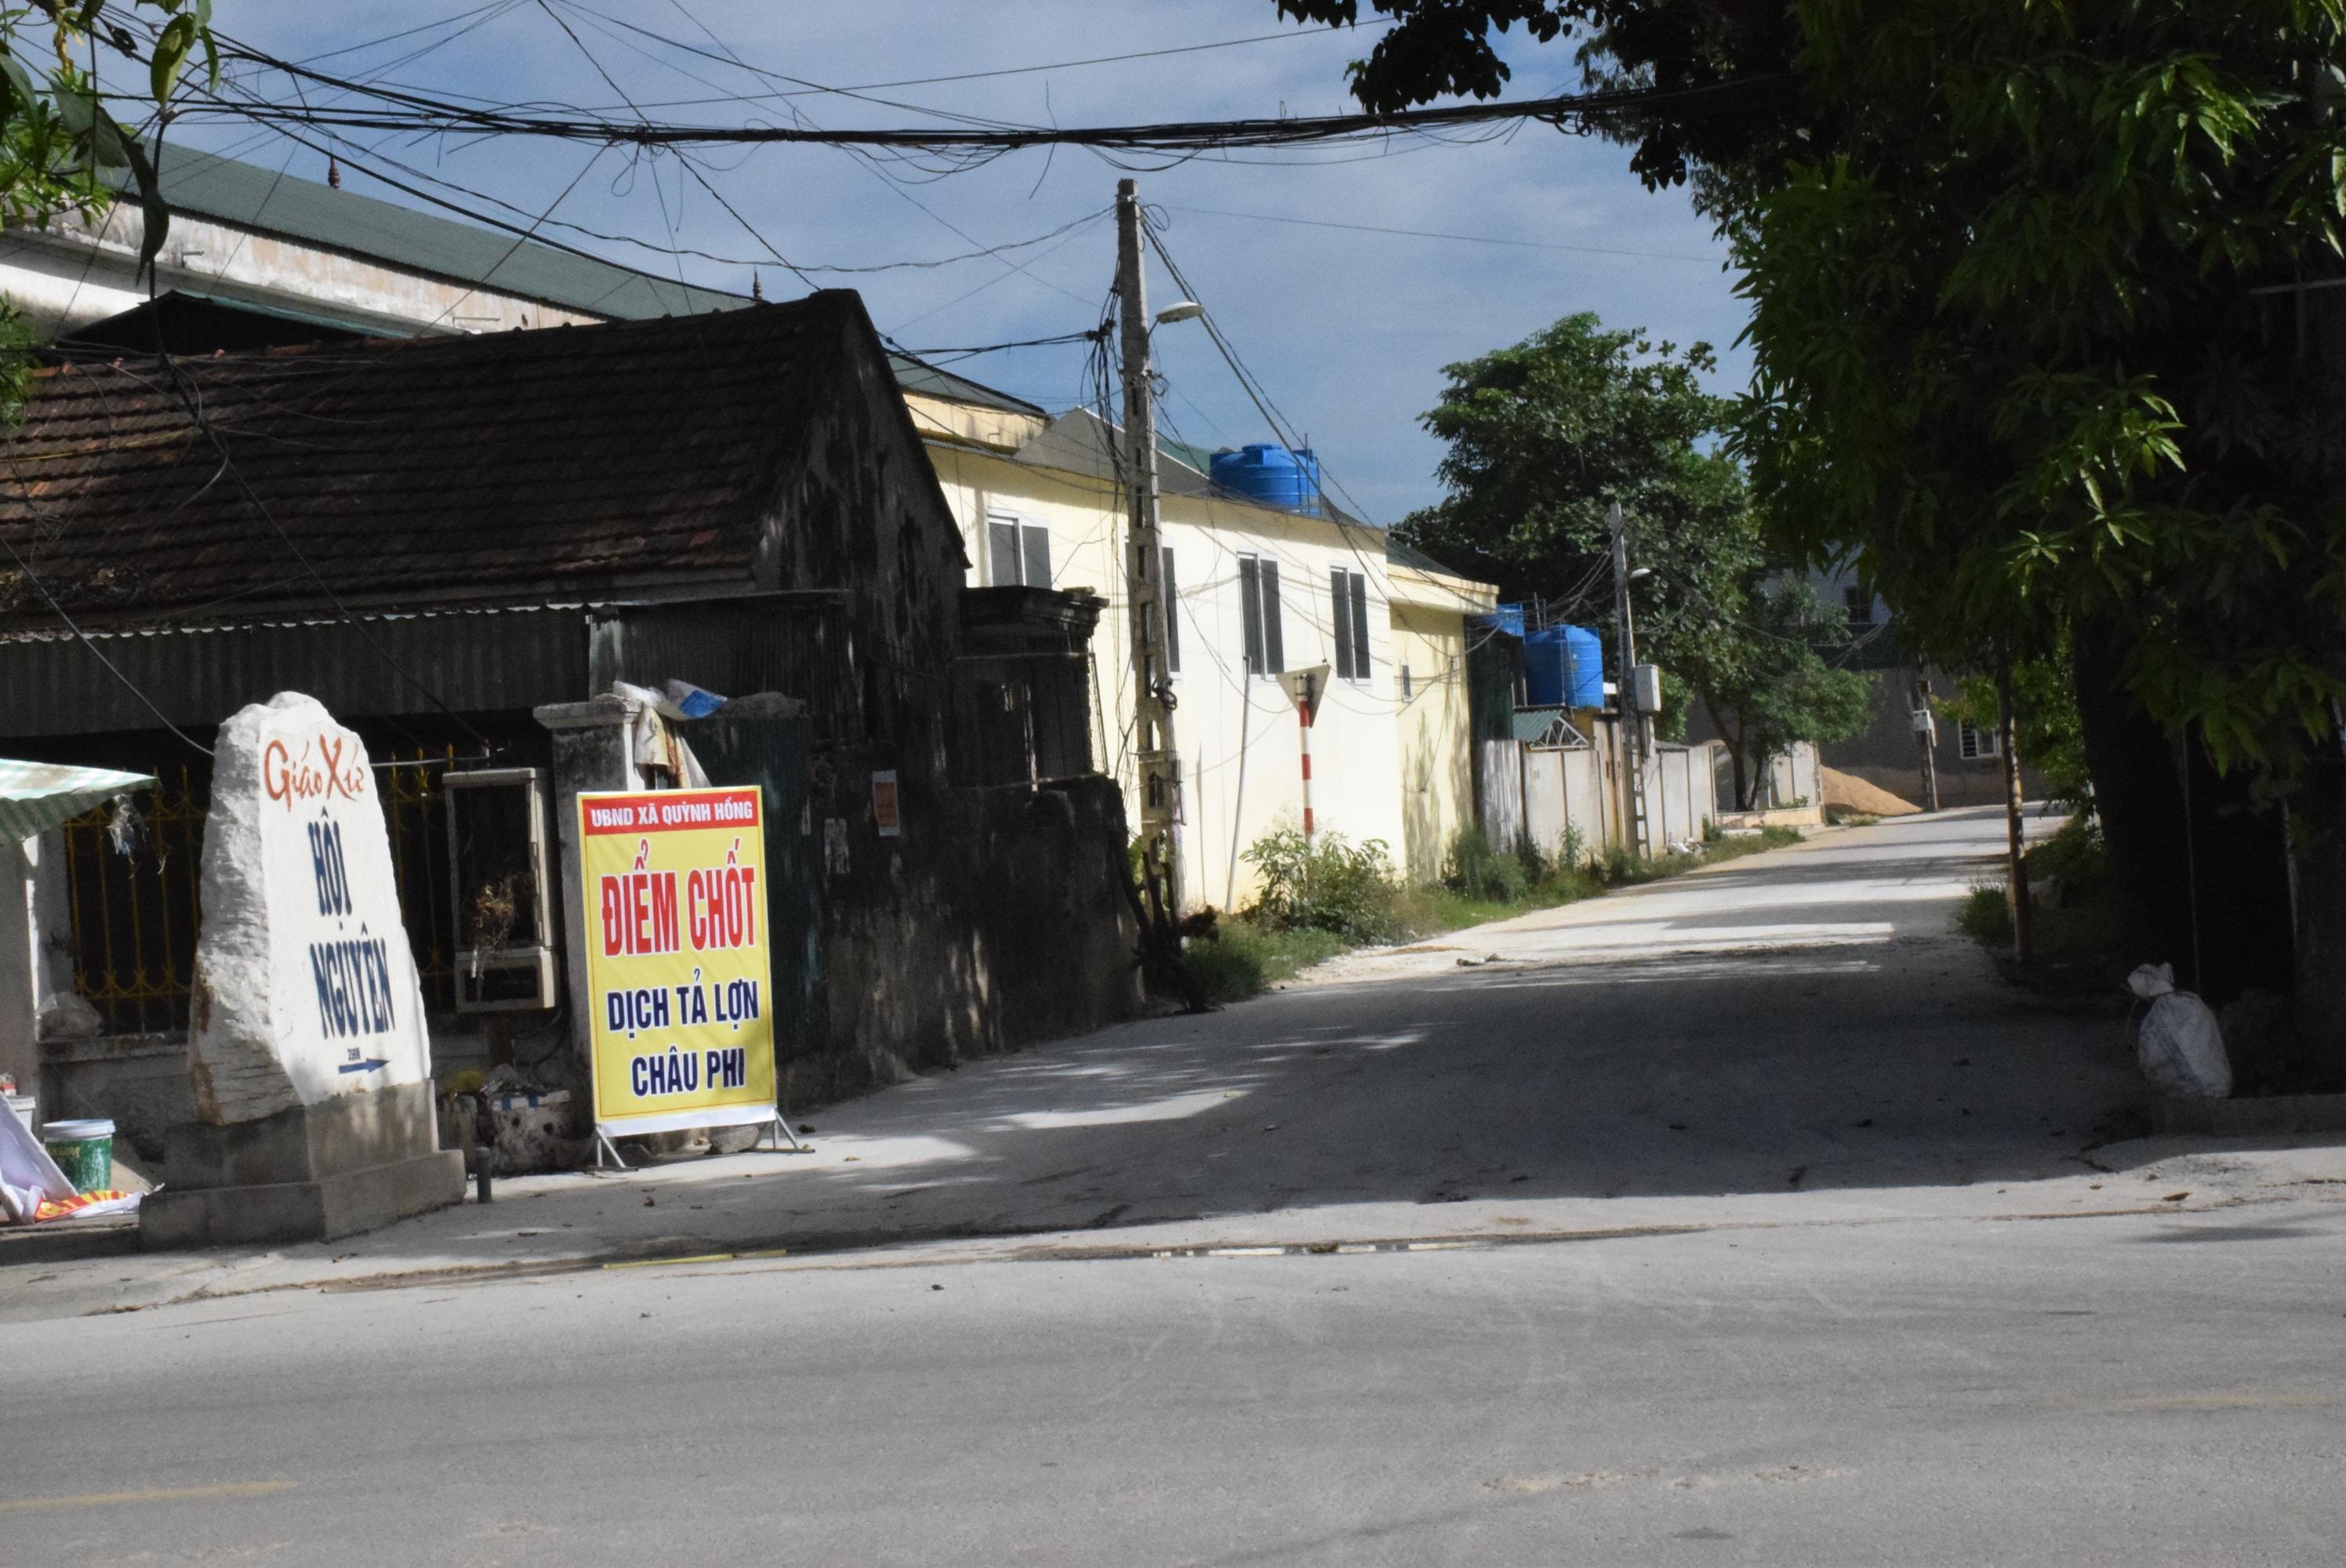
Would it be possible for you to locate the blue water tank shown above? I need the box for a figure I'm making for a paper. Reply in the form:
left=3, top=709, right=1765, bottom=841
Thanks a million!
left=1211, top=444, right=1322, bottom=514
left=1561, top=625, right=1606, bottom=708
left=1478, top=602, right=1526, bottom=640
left=1523, top=626, right=1571, bottom=707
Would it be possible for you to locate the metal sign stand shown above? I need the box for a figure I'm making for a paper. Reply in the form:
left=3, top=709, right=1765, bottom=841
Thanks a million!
left=594, top=1107, right=806, bottom=1171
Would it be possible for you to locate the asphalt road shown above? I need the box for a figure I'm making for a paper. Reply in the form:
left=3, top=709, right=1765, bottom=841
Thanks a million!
left=10, top=1203, right=2345, bottom=1566
left=6, top=808, right=2344, bottom=1564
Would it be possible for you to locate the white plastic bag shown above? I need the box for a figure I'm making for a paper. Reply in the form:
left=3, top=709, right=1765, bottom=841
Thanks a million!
left=2126, top=963, right=2232, bottom=1099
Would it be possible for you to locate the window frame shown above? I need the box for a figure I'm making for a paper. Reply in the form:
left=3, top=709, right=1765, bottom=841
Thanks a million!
left=1330, top=566, right=1373, bottom=681
left=1237, top=553, right=1284, bottom=677
left=985, top=510, right=1051, bottom=589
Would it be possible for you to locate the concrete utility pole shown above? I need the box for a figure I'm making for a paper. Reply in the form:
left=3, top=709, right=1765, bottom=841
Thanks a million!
left=1116, top=178, right=1182, bottom=912
left=1609, top=501, right=1648, bottom=855
left=1912, top=676, right=1941, bottom=813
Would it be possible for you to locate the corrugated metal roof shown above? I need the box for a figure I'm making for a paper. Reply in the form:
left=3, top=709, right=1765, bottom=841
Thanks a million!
left=0, top=604, right=594, bottom=737
left=143, top=148, right=746, bottom=321
left=1513, top=707, right=1589, bottom=746
left=888, top=350, right=1046, bottom=417
left=0, top=759, right=154, bottom=839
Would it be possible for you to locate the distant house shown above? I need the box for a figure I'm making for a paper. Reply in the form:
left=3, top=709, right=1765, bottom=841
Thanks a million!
left=0, top=296, right=1138, bottom=1157
left=909, top=395, right=1498, bottom=898
left=1796, top=565, right=2033, bottom=808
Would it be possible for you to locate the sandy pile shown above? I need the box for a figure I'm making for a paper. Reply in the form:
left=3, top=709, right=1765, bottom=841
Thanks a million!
left=1822, top=765, right=1921, bottom=817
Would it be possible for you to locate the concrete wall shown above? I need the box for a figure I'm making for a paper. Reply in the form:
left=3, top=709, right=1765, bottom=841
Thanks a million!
left=928, top=445, right=1491, bottom=906
left=1823, top=662, right=2030, bottom=808
left=1389, top=593, right=1480, bottom=883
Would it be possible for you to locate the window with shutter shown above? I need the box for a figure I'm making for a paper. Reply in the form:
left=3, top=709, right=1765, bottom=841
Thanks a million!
left=987, top=517, right=1021, bottom=586
left=1259, top=560, right=1284, bottom=674
left=1330, top=568, right=1355, bottom=680
left=1238, top=556, right=1264, bottom=674
left=1348, top=571, right=1370, bottom=679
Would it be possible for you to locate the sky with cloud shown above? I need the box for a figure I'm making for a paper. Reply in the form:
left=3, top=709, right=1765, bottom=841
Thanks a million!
left=169, top=1, right=1749, bottom=523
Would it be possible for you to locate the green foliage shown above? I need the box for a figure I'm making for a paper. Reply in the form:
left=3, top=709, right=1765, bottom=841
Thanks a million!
left=1599, top=825, right=1803, bottom=888
left=0, top=3, right=220, bottom=277
left=1955, top=814, right=2121, bottom=964
left=1396, top=312, right=1762, bottom=697
left=1727, top=4, right=2346, bottom=780
left=1684, top=575, right=1875, bottom=809
left=1240, top=826, right=1404, bottom=944
left=1193, top=820, right=1805, bottom=1004
left=1956, top=883, right=2013, bottom=946
left=1440, top=825, right=1527, bottom=903
left=1181, top=919, right=1348, bottom=1007
left=1941, top=655, right=2092, bottom=806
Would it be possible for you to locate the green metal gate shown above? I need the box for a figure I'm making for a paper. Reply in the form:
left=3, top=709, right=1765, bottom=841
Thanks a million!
left=685, top=706, right=825, bottom=1061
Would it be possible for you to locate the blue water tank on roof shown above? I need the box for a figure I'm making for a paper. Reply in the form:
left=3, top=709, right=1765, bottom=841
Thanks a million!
left=1525, top=626, right=1607, bottom=708
left=1211, top=444, right=1322, bottom=514
left=1560, top=625, right=1605, bottom=708
left=1523, top=627, right=1570, bottom=707
left=1479, top=602, right=1526, bottom=640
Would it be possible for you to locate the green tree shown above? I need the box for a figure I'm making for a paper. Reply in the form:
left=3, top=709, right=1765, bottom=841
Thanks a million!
left=1687, top=577, right=1872, bottom=811
left=1399, top=312, right=1759, bottom=687
left=1402, top=310, right=1871, bottom=796
left=1282, top=1, right=2336, bottom=1022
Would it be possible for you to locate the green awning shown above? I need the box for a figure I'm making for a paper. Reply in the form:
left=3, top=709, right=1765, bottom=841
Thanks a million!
left=0, top=760, right=155, bottom=841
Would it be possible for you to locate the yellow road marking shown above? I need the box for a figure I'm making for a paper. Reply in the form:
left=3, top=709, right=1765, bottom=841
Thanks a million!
left=0, top=1480, right=292, bottom=1515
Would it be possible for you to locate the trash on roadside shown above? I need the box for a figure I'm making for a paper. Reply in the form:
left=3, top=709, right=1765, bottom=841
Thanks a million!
left=0, top=1098, right=140, bottom=1225
left=2126, top=962, right=2232, bottom=1099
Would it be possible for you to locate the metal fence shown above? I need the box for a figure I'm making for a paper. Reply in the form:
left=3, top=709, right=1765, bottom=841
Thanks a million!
left=60, top=767, right=207, bottom=1036
left=60, top=751, right=460, bottom=1036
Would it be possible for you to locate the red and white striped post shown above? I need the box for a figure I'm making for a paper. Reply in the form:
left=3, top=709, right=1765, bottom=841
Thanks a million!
left=1277, top=666, right=1328, bottom=850
left=1298, top=676, right=1316, bottom=845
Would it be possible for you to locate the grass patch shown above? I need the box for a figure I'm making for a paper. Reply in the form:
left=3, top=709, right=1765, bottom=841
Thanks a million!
left=1180, top=823, right=1805, bottom=1007
left=1953, top=813, right=2123, bottom=969
left=1825, top=806, right=1880, bottom=826
left=1182, top=919, right=1350, bottom=1007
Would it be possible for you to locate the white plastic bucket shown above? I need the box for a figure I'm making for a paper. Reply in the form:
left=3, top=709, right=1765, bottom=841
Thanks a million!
left=4, top=1093, right=33, bottom=1135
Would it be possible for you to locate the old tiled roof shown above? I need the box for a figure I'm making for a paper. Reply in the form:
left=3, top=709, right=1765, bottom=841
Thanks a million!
left=0, top=295, right=869, bottom=625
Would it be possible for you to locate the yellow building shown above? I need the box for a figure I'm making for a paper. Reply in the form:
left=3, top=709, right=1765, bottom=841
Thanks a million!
left=906, top=374, right=1497, bottom=906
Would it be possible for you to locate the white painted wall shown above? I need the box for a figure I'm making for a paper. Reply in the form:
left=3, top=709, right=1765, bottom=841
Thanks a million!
left=932, top=443, right=1487, bottom=910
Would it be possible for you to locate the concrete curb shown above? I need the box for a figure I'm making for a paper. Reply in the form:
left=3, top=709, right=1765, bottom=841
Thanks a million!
left=2157, top=1093, right=2346, bottom=1137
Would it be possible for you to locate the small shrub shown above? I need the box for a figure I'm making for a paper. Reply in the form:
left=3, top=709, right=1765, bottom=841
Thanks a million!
left=1957, top=880, right=2014, bottom=944
left=1442, top=826, right=1527, bottom=903
left=1181, top=917, right=1349, bottom=1005
left=1242, top=826, right=1401, bottom=944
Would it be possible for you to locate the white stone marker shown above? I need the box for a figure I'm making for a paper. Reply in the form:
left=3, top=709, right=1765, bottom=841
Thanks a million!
left=188, top=692, right=433, bottom=1123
